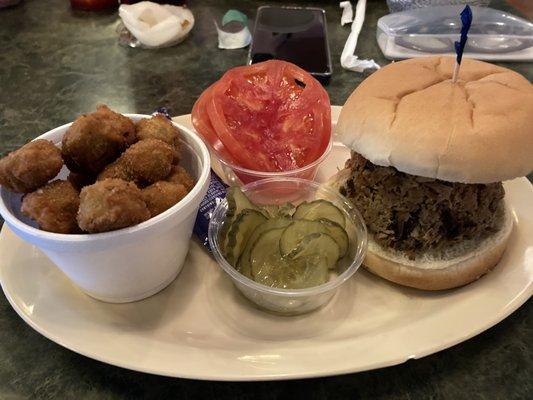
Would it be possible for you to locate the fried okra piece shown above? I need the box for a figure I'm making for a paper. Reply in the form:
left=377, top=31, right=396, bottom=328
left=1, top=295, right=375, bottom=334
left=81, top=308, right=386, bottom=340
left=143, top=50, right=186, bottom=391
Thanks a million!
left=77, top=178, right=150, bottom=233
left=61, top=106, right=135, bottom=174
left=0, top=139, right=63, bottom=193
left=96, top=156, right=137, bottom=183
left=123, top=139, right=174, bottom=183
left=142, top=181, right=188, bottom=217
left=135, top=115, right=181, bottom=162
left=21, top=180, right=80, bottom=234
left=95, top=104, right=136, bottom=146
left=165, top=165, right=195, bottom=191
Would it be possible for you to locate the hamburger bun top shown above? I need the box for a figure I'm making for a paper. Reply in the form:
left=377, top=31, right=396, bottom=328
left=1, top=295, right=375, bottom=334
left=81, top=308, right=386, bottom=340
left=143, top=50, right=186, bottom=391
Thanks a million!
left=336, top=56, right=533, bottom=183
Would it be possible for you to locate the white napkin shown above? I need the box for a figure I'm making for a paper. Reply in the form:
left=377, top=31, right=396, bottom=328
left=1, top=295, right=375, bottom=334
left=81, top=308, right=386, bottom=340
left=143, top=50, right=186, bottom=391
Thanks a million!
left=340, top=1, right=353, bottom=26
left=119, top=1, right=194, bottom=49
left=340, top=0, right=380, bottom=73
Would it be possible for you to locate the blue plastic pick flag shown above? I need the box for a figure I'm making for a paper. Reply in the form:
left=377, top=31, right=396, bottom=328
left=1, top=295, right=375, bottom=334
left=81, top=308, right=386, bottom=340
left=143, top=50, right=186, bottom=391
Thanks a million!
left=454, top=5, right=473, bottom=65
left=452, top=5, right=473, bottom=82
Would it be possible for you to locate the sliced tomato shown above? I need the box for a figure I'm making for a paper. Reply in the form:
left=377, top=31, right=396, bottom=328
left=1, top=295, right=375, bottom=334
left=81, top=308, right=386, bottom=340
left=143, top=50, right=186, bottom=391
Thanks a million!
left=207, top=60, right=331, bottom=172
left=207, top=80, right=272, bottom=170
left=191, top=84, right=234, bottom=161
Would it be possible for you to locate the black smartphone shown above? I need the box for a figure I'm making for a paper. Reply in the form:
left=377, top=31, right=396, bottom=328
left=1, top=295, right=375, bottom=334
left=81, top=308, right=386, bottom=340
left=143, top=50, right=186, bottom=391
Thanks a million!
left=248, top=6, right=332, bottom=83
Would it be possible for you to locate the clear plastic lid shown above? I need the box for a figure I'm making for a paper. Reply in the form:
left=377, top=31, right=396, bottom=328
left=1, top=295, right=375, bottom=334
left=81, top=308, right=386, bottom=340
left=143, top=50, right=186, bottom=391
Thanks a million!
left=377, top=5, right=533, bottom=61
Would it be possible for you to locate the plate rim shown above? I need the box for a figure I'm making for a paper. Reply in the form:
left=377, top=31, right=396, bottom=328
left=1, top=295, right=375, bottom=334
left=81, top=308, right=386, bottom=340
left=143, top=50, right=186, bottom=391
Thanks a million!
left=1, top=255, right=531, bottom=381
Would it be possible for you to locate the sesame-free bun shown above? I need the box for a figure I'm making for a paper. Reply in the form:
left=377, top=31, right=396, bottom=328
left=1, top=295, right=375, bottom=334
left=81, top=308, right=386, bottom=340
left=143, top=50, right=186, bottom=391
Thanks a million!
left=336, top=56, right=533, bottom=184
left=325, top=169, right=513, bottom=290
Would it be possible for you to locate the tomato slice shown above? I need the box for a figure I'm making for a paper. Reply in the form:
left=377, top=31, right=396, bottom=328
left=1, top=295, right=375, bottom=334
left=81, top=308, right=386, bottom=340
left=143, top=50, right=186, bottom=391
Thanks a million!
left=207, top=81, right=272, bottom=170
left=207, top=60, right=331, bottom=172
left=191, top=84, right=234, bottom=161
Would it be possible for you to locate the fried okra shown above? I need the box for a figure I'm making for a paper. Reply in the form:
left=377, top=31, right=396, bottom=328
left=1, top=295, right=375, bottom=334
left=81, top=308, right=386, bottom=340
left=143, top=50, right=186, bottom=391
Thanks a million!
left=165, top=165, right=195, bottom=191
left=95, top=104, right=136, bottom=146
left=123, top=139, right=174, bottom=183
left=135, top=115, right=181, bottom=162
left=96, top=156, right=137, bottom=183
left=142, top=181, right=188, bottom=217
left=77, top=178, right=150, bottom=233
left=0, top=139, right=63, bottom=193
left=21, top=180, right=80, bottom=233
left=61, top=105, right=135, bottom=174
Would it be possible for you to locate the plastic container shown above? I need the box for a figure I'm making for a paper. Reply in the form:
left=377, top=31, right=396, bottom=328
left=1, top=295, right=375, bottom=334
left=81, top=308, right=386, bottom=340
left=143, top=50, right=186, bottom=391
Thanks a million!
left=218, top=138, right=332, bottom=186
left=386, top=0, right=490, bottom=13
left=208, top=177, right=367, bottom=315
left=0, top=115, right=211, bottom=303
left=188, top=112, right=334, bottom=186
left=377, top=6, right=533, bottom=61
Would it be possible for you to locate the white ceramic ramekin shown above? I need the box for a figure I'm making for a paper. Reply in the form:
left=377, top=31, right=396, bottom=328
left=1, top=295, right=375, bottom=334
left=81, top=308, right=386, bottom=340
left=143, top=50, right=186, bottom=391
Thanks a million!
left=0, top=115, right=210, bottom=303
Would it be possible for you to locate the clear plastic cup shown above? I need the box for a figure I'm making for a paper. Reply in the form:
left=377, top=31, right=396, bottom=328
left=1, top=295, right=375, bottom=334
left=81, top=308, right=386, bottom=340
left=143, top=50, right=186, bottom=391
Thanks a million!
left=386, top=0, right=490, bottom=13
left=184, top=112, right=333, bottom=186
left=217, top=138, right=333, bottom=185
left=208, top=177, right=368, bottom=315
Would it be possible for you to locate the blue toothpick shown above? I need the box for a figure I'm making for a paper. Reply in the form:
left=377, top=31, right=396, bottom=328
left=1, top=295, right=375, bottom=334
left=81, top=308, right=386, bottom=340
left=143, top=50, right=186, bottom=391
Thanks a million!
left=452, top=5, right=473, bottom=83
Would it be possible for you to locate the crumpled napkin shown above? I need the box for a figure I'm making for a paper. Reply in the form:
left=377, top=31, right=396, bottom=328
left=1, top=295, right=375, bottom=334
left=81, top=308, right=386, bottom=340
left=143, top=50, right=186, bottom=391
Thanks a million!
left=119, top=1, right=194, bottom=49
left=340, top=1, right=353, bottom=26
left=215, top=10, right=252, bottom=50
left=340, top=0, right=380, bottom=72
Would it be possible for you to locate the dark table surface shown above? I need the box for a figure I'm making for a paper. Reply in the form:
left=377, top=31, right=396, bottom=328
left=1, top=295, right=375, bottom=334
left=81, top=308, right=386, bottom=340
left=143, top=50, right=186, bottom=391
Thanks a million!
left=0, top=0, right=531, bottom=399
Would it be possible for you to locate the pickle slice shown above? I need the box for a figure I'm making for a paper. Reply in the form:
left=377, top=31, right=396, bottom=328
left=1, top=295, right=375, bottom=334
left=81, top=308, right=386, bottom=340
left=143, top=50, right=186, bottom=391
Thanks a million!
left=226, top=187, right=259, bottom=216
left=279, top=220, right=329, bottom=257
left=225, top=209, right=268, bottom=266
left=278, top=202, right=296, bottom=218
left=250, top=228, right=329, bottom=289
left=317, top=218, right=349, bottom=258
left=219, top=187, right=261, bottom=252
left=279, top=219, right=349, bottom=259
left=292, top=256, right=329, bottom=288
left=261, top=202, right=296, bottom=219
left=262, top=204, right=280, bottom=218
left=249, top=228, right=286, bottom=286
left=237, top=218, right=292, bottom=278
left=287, top=232, right=340, bottom=269
left=293, top=200, right=346, bottom=228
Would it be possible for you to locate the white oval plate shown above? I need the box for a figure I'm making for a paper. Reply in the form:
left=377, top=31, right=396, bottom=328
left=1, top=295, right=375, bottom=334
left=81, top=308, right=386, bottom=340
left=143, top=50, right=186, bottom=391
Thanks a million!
left=1, top=107, right=532, bottom=381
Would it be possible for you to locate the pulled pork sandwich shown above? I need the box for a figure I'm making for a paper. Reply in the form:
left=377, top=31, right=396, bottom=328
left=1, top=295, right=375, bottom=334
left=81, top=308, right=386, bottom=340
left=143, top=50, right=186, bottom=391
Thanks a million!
left=328, top=56, right=533, bottom=290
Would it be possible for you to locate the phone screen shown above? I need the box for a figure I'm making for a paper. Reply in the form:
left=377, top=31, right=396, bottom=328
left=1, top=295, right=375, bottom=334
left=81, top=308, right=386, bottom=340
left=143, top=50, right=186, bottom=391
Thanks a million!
left=249, top=6, right=332, bottom=81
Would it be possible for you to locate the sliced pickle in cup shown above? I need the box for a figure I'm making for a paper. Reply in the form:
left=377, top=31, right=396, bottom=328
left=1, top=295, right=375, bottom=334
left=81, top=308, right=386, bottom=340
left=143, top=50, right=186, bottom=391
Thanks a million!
left=250, top=228, right=329, bottom=289
left=317, top=218, right=349, bottom=258
left=286, top=232, right=340, bottom=270
left=237, top=218, right=292, bottom=278
left=279, top=220, right=330, bottom=257
left=219, top=186, right=263, bottom=252
left=293, top=199, right=346, bottom=228
left=220, top=187, right=352, bottom=290
left=225, top=209, right=268, bottom=265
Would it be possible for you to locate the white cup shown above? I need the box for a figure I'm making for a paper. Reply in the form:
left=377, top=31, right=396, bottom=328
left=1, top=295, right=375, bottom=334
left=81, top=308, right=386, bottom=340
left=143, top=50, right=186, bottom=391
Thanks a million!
left=0, top=115, right=211, bottom=303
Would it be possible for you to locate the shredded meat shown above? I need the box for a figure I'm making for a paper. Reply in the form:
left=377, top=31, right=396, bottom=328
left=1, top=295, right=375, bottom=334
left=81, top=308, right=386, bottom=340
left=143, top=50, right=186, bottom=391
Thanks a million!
left=340, top=152, right=505, bottom=257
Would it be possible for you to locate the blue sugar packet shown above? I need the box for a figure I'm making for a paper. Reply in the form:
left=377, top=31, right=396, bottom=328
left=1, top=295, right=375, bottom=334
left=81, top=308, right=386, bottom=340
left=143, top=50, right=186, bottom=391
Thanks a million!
left=193, top=170, right=228, bottom=251
left=154, top=106, right=172, bottom=120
